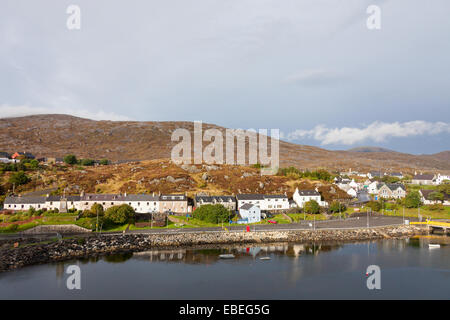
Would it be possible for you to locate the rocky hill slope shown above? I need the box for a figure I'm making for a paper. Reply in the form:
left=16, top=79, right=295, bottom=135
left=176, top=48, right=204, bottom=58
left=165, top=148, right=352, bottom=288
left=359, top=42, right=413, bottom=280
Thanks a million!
left=0, top=114, right=448, bottom=173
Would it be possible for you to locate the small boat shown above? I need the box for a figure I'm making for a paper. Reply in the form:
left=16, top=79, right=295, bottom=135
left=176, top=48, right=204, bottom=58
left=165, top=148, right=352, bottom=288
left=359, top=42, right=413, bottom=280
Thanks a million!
left=219, top=254, right=235, bottom=259
left=428, top=244, right=441, bottom=249
left=259, top=257, right=271, bottom=260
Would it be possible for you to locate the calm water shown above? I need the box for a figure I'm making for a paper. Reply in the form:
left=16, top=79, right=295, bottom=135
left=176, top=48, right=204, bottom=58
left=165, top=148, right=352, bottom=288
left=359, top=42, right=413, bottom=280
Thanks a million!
left=0, top=236, right=449, bottom=299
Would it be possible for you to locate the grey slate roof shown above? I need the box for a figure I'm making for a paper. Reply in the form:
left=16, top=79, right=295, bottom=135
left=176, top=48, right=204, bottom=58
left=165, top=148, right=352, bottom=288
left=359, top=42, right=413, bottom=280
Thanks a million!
left=297, top=190, right=320, bottom=196
left=46, top=195, right=81, bottom=202
left=263, top=194, right=287, bottom=199
left=195, top=195, right=236, bottom=203
left=236, top=194, right=265, bottom=200
left=81, top=194, right=126, bottom=201
left=413, top=174, right=435, bottom=180
left=124, top=194, right=159, bottom=202
left=160, top=194, right=187, bottom=201
left=4, top=196, right=46, bottom=204
left=239, top=203, right=257, bottom=210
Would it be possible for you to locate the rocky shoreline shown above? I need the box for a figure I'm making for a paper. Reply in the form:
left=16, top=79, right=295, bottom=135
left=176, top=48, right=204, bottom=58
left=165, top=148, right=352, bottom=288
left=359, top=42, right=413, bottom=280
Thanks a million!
left=0, top=225, right=427, bottom=272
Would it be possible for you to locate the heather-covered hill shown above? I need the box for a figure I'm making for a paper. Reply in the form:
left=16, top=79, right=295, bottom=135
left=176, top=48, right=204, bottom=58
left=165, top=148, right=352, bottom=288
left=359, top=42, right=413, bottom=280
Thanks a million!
left=0, top=114, right=448, bottom=173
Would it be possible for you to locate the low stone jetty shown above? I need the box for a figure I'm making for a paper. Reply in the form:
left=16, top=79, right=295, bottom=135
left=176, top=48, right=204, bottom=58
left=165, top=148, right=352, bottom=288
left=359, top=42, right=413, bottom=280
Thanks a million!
left=0, top=225, right=426, bottom=272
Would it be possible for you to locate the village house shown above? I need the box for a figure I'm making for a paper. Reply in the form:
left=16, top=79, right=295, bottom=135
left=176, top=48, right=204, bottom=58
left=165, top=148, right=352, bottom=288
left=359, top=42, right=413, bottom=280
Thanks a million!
left=388, top=172, right=404, bottom=179
left=238, top=203, right=261, bottom=224
left=367, top=171, right=384, bottom=179
left=419, top=189, right=450, bottom=206
left=4, top=196, right=46, bottom=211
left=292, top=188, right=327, bottom=208
left=79, top=193, right=127, bottom=211
left=236, top=194, right=289, bottom=212
left=194, top=195, right=236, bottom=211
left=411, top=174, right=435, bottom=185
left=11, top=152, right=35, bottom=160
left=346, top=187, right=358, bottom=198
left=367, top=181, right=379, bottom=195
left=124, top=194, right=159, bottom=213
left=376, top=183, right=406, bottom=199
left=159, top=194, right=190, bottom=214
left=435, top=174, right=450, bottom=185
left=45, top=195, right=81, bottom=212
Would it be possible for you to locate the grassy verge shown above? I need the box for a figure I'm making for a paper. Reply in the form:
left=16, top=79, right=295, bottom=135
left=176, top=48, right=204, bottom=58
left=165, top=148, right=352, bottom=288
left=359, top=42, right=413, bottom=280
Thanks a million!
left=380, top=206, right=450, bottom=220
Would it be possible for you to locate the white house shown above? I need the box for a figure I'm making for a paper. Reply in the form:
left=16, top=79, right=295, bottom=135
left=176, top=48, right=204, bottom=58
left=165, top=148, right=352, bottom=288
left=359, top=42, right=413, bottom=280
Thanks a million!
left=238, top=204, right=261, bottom=224
left=236, top=194, right=289, bottom=212
left=348, top=179, right=358, bottom=188
left=261, top=194, right=289, bottom=211
left=4, top=196, right=46, bottom=211
left=367, top=181, right=379, bottom=195
left=347, top=188, right=358, bottom=198
left=411, top=174, right=435, bottom=185
left=435, top=174, right=450, bottom=185
left=293, top=188, right=327, bottom=208
left=45, top=195, right=81, bottom=212
left=123, top=194, right=159, bottom=213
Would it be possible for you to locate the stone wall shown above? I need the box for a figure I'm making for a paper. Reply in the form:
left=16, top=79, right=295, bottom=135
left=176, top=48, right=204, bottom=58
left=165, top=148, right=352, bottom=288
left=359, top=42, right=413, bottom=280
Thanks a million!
left=0, top=225, right=427, bottom=272
left=22, top=224, right=92, bottom=234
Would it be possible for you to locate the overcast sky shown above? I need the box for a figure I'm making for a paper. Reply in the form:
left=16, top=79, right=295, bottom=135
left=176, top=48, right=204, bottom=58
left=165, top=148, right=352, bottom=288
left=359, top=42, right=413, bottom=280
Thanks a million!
left=1, top=0, right=449, bottom=154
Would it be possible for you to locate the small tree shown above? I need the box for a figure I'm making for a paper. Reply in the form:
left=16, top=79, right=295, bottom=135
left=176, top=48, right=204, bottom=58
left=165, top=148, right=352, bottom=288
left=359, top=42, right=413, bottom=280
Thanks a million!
left=304, top=200, right=320, bottom=214
left=63, top=154, right=78, bottom=165
left=193, top=204, right=232, bottom=223
left=428, top=192, right=444, bottom=203
left=80, top=159, right=95, bottom=166
left=404, top=191, right=422, bottom=208
left=105, top=204, right=134, bottom=225
left=99, top=159, right=109, bottom=165
left=329, top=201, right=346, bottom=213
left=9, top=171, right=30, bottom=186
left=366, top=201, right=381, bottom=212
left=91, top=203, right=104, bottom=216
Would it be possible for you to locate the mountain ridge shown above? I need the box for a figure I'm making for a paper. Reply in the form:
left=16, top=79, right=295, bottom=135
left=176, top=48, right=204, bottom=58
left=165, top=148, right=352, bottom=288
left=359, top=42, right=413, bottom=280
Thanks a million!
left=0, top=114, right=449, bottom=173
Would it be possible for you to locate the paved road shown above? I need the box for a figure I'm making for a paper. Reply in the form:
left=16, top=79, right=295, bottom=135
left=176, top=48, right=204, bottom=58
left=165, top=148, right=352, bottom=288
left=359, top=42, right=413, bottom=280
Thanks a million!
left=0, top=215, right=416, bottom=240
left=126, top=215, right=414, bottom=235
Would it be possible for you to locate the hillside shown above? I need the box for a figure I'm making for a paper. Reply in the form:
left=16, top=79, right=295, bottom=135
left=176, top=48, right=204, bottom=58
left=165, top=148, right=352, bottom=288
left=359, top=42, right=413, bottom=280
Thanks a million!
left=0, top=159, right=351, bottom=203
left=0, top=114, right=449, bottom=173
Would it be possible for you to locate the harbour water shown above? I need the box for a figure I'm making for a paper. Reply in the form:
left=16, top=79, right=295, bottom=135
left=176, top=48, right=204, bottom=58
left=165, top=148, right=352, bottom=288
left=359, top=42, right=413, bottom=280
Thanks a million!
left=0, top=236, right=449, bottom=299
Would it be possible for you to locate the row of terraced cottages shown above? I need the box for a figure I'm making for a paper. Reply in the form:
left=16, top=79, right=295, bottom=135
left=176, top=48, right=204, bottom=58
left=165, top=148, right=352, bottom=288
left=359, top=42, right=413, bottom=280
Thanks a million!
left=3, top=192, right=300, bottom=215
left=3, top=193, right=189, bottom=214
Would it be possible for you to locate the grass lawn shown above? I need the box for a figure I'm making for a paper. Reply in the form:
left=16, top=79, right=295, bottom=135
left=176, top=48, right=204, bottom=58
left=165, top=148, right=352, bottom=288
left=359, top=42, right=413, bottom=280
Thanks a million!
left=381, top=206, right=450, bottom=220
left=287, top=213, right=328, bottom=222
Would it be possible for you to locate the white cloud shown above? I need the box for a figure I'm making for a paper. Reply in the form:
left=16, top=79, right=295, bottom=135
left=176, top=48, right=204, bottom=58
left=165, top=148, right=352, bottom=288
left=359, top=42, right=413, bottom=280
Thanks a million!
left=284, top=121, right=450, bottom=145
left=0, top=104, right=132, bottom=121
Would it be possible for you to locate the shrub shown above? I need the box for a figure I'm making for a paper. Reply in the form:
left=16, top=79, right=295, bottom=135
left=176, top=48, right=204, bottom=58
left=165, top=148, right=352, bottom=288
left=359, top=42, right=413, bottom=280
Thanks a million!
left=366, top=201, right=382, bottom=212
left=63, top=154, right=78, bottom=165
left=99, top=159, right=109, bottom=165
left=427, top=203, right=444, bottom=211
left=105, top=204, right=134, bottom=225
left=329, top=201, right=346, bottom=213
left=404, top=191, right=422, bottom=208
left=304, top=200, right=320, bottom=214
left=5, top=224, right=18, bottom=233
left=9, top=171, right=30, bottom=186
left=193, top=204, right=233, bottom=223
left=80, top=159, right=94, bottom=166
